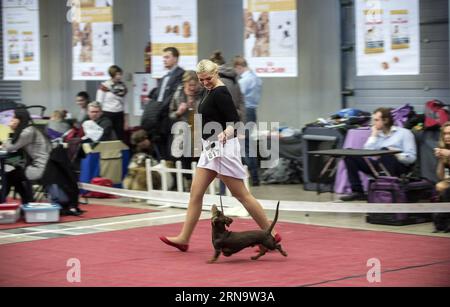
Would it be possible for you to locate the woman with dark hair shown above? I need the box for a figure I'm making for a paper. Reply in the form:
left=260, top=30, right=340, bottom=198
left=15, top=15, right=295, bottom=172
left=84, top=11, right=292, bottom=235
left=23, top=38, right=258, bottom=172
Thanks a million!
left=1, top=108, right=51, bottom=203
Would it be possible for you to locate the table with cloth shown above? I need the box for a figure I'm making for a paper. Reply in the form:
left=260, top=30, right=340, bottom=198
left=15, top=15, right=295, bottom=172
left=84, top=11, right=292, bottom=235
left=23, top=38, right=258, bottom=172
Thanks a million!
left=333, top=127, right=372, bottom=194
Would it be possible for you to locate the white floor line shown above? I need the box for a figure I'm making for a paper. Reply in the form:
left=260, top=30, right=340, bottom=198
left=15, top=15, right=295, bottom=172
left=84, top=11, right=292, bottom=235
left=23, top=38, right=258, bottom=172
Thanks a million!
left=0, top=213, right=186, bottom=239
left=154, top=205, right=172, bottom=209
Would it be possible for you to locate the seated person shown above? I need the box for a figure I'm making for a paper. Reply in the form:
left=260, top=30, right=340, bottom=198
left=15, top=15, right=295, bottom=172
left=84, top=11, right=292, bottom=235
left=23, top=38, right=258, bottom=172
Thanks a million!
left=82, top=101, right=117, bottom=142
left=340, top=107, right=417, bottom=201
left=435, top=121, right=450, bottom=201
left=46, top=110, right=71, bottom=140
left=1, top=108, right=52, bottom=204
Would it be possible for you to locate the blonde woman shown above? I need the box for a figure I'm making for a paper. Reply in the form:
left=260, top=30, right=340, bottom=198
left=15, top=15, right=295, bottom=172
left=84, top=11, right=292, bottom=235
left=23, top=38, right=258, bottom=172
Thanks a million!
left=169, top=70, right=203, bottom=185
left=160, top=59, right=280, bottom=251
left=435, top=121, right=450, bottom=196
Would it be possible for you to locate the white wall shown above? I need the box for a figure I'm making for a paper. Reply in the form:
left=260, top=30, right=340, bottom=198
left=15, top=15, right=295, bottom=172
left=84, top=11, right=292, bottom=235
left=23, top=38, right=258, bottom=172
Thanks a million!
left=20, top=0, right=342, bottom=128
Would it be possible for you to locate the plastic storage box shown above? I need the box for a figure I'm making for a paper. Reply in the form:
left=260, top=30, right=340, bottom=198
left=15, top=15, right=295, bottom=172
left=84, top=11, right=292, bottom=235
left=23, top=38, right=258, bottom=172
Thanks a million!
left=0, top=203, right=21, bottom=224
left=22, top=203, right=62, bottom=223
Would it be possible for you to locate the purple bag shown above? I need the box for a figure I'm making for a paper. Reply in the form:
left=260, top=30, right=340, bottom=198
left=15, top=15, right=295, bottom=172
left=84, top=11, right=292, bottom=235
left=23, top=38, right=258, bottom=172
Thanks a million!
left=368, top=176, right=436, bottom=203
left=367, top=176, right=437, bottom=226
left=391, top=104, right=414, bottom=128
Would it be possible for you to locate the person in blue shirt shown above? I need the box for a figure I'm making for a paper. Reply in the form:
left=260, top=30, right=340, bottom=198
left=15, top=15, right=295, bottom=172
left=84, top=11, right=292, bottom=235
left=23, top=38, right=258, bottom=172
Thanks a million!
left=234, top=56, right=262, bottom=186
left=340, top=107, right=417, bottom=201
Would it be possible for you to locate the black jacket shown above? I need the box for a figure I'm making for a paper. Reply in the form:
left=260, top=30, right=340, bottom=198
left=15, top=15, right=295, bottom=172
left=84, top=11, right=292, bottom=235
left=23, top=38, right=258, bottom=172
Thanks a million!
left=96, top=115, right=117, bottom=141
left=41, top=145, right=80, bottom=209
left=141, top=66, right=185, bottom=140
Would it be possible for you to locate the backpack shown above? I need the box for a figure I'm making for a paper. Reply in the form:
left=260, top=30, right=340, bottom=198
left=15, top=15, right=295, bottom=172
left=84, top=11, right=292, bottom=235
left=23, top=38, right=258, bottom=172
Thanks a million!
left=84, top=177, right=117, bottom=198
left=368, top=176, right=437, bottom=204
left=367, top=176, right=437, bottom=226
left=424, top=100, right=449, bottom=129
left=391, top=104, right=414, bottom=128
left=260, top=158, right=303, bottom=184
left=140, top=99, right=169, bottom=140
left=335, top=108, right=369, bottom=118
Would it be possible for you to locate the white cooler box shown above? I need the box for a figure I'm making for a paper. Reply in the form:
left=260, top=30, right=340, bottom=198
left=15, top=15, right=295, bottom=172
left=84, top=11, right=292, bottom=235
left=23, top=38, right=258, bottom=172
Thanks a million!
left=22, top=203, right=62, bottom=223
left=0, top=203, right=21, bottom=224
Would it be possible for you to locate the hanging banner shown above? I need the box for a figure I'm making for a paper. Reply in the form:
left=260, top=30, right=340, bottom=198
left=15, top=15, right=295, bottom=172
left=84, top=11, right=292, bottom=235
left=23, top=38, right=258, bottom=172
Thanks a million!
left=133, top=73, right=156, bottom=116
left=355, top=0, right=420, bottom=76
left=72, top=0, right=114, bottom=80
left=2, top=0, right=41, bottom=80
left=150, top=0, right=198, bottom=78
left=243, top=0, right=298, bottom=77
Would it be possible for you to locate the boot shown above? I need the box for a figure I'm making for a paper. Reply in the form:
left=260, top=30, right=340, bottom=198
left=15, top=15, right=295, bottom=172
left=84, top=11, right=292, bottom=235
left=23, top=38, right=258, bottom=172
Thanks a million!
left=19, top=180, right=34, bottom=204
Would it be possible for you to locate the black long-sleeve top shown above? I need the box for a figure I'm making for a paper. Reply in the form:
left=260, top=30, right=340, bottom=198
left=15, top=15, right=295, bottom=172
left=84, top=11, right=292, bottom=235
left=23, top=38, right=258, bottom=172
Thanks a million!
left=198, top=86, right=239, bottom=140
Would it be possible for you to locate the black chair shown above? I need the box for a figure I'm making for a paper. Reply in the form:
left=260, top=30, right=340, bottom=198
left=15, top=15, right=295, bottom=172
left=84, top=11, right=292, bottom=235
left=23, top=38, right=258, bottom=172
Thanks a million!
left=26, top=105, right=47, bottom=118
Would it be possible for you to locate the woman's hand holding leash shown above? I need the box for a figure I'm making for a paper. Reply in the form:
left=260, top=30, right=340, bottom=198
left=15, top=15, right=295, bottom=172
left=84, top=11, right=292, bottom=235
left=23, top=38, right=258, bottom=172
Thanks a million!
left=218, top=131, right=227, bottom=144
left=218, top=126, right=235, bottom=145
left=217, top=126, right=234, bottom=144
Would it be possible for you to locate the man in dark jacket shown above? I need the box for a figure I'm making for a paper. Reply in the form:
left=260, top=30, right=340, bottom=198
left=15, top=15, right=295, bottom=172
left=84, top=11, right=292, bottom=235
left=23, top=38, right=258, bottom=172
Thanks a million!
left=141, top=47, right=185, bottom=160
left=210, top=50, right=245, bottom=122
left=83, top=101, right=117, bottom=142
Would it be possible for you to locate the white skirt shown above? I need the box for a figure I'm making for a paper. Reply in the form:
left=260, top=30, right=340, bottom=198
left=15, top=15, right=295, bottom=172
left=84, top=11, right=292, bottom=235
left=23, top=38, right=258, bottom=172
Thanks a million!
left=197, top=137, right=248, bottom=180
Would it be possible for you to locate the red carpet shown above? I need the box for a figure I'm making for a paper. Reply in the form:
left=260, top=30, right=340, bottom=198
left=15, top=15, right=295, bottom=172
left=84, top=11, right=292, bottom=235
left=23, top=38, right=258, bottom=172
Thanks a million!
left=0, top=219, right=449, bottom=287
left=0, top=204, right=157, bottom=230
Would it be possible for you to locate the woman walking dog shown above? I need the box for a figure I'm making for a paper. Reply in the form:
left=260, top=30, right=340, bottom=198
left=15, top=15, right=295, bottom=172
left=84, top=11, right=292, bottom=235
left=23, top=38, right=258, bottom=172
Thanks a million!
left=160, top=59, right=280, bottom=251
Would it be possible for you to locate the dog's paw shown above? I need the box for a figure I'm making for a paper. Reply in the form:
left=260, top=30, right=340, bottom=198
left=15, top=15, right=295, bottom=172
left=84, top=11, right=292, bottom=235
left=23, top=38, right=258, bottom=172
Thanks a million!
left=250, top=255, right=260, bottom=260
left=207, top=259, right=217, bottom=264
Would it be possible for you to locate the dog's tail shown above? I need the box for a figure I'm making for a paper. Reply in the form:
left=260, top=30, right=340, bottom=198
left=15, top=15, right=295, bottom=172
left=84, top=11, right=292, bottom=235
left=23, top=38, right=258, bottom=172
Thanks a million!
left=266, top=201, right=280, bottom=235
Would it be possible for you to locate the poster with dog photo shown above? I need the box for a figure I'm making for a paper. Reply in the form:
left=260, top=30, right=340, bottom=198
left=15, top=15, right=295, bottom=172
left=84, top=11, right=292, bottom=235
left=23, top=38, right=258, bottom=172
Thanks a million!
left=244, top=0, right=298, bottom=77
left=72, top=0, right=114, bottom=80
left=150, top=0, right=198, bottom=78
left=2, top=0, right=41, bottom=80
left=133, top=73, right=156, bottom=116
left=355, top=0, right=419, bottom=76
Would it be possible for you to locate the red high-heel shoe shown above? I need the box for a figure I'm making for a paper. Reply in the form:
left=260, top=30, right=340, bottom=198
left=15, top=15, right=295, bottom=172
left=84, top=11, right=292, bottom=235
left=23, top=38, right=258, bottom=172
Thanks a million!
left=160, top=236, right=189, bottom=252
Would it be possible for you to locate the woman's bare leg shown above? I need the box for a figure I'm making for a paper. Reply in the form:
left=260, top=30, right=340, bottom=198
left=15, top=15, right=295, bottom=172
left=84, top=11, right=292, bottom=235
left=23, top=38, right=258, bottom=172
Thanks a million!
left=166, top=167, right=217, bottom=244
left=220, top=175, right=276, bottom=236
